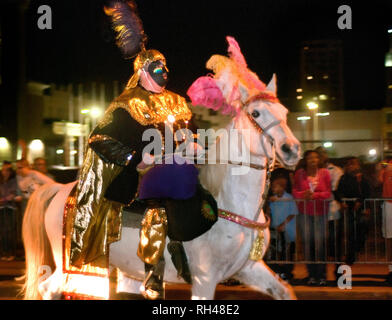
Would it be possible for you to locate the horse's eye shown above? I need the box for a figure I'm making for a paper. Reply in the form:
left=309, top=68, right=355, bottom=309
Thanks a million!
left=251, top=110, right=260, bottom=118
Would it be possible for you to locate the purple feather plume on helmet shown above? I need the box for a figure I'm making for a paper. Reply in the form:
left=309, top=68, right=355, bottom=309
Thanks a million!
left=104, top=0, right=147, bottom=59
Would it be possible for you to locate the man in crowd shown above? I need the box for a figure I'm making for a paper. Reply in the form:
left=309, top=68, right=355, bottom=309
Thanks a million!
left=33, top=157, right=55, bottom=180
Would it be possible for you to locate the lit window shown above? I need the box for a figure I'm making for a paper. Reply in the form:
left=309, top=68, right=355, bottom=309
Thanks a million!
left=297, top=116, right=311, bottom=121
left=306, top=76, right=313, bottom=80
left=323, top=75, right=329, bottom=79
left=319, top=94, right=328, bottom=100
left=323, top=142, right=333, bottom=148
left=296, top=96, right=303, bottom=100
left=296, top=88, right=303, bottom=93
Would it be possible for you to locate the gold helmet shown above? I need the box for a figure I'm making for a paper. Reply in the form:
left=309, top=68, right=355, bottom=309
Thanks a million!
left=126, top=49, right=167, bottom=89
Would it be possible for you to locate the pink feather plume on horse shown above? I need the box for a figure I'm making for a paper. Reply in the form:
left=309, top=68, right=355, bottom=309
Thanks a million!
left=187, top=36, right=269, bottom=116
left=187, top=76, right=239, bottom=116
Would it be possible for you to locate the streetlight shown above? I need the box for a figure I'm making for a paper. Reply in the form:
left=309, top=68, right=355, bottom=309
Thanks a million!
left=306, top=101, right=319, bottom=147
left=28, top=139, right=45, bottom=163
left=0, top=137, right=11, bottom=161
left=323, top=142, right=333, bottom=148
left=306, top=102, right=319, bottom=110
left=90, top=107, right=103, bottom=119
left=0, top=137, right=9, bottom=150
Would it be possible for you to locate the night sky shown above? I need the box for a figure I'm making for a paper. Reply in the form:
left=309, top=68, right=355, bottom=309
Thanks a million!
left=25, top=0, right=392, bottom=110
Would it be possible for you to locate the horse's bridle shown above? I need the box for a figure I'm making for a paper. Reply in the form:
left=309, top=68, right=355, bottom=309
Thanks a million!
left=216, top=94, right=286, bottom=262
left=219, top=94, right=284, bottom=225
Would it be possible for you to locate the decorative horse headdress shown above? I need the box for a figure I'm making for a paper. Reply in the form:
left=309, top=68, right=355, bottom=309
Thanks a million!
left=187, top=36, right=279, bottom=115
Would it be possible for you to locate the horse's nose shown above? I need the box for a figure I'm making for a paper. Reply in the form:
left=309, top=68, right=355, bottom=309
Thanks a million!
left=281, top=143, right=291, bottom=154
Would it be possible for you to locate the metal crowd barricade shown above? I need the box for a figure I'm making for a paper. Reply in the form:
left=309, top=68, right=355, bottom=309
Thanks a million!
left=265, top=198, right=392, bottom=265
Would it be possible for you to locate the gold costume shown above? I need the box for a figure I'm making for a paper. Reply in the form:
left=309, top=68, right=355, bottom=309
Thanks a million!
left=68, top=86, right=192, bottom=268
left=101, top=85, right=192, bottom=127
left=63, top=0, right=197, bottom=300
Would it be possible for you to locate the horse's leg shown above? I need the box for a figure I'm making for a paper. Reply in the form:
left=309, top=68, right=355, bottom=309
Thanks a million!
left=191, top=277, right=218, bottom=300
left=116, top=269, right=143, bottom=295
left=185, top=241, right=220, bottom=300
left=236, top=260, right=296, bottom=300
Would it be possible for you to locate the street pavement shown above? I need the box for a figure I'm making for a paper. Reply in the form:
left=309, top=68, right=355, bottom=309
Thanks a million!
left=1, top=260, right=391, bottom=300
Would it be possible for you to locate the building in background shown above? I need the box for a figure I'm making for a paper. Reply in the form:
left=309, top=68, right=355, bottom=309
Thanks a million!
left=383, top=28, right=392, bottom=158
left=287, top=109, right=384, bottom=161
left=386, top=28, right=392, bottom=107
left=0, top=80, right=122, bottom=166
left=191, top=106, right=387, bottom=163
left=294, top=39, right=344, bottom=112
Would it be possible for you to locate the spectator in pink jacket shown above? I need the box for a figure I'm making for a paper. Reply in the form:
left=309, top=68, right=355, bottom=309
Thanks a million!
left=293, top=150, right=332, bottom=286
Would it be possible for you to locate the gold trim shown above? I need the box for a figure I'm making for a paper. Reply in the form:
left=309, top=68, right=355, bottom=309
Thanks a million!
left=99, top=86, right=192, bottom=127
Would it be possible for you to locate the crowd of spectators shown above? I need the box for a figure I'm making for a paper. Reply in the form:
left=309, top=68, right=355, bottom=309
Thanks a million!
left=266, top=147, right=392, bottom=287
left=0, top=158, right=54, bottom=264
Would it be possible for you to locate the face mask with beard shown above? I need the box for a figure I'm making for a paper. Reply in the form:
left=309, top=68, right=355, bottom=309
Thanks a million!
left=147, top=60, right=169, bottom=87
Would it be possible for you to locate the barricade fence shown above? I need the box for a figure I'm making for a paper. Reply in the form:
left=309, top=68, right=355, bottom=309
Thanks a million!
left=265, top=198, right=392, bottom=265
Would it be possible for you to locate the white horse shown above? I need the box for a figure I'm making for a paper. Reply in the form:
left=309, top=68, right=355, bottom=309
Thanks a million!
left=22, top=73, right=300, bottom=300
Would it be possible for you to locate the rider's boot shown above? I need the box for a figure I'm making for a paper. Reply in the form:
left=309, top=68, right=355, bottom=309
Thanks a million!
left=167, top=240, right=192, bottom=284
left=137, top=203, right=167, bottom=300
left=141, top=257, right=165, bottom=300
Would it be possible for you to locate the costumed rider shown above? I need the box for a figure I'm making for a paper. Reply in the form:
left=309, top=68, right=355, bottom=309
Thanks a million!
left=68, top=0, right=218, bottom=300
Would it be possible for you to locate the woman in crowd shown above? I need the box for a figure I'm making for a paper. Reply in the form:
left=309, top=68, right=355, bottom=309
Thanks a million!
left=292, top=150, right=332, bottom=286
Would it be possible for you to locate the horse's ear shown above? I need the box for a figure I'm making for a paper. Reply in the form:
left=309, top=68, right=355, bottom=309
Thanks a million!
left=266, top=73, right=277, bottom=95
left=238, top=83, right=249, bottom=103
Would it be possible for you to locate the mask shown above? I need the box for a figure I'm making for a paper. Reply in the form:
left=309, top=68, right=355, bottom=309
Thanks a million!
left=147, top=60, right=169, bottom=87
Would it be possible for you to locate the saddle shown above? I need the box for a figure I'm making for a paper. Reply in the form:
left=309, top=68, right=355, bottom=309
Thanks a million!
left=124, top=184, right=218, bottom=240
left=123, top=184, right=218, bottom=284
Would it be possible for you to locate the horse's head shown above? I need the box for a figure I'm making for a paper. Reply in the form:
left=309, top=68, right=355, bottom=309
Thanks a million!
left=187, top=36, right=301, bottom=169
left=235, top=74, right=301, bottom=168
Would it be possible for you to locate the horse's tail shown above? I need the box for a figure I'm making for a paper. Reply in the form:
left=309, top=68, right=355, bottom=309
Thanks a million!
left=22, top=183, right=62, bottom=300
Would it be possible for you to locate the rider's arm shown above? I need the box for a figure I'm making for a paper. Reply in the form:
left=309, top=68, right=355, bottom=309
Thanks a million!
left=88, top=108, right=144, bottom=167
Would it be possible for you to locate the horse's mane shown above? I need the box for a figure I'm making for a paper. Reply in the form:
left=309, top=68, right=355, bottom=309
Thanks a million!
left=199, top=148, right=228, bottom=198
left=198, top=123, right=232, bottom=197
